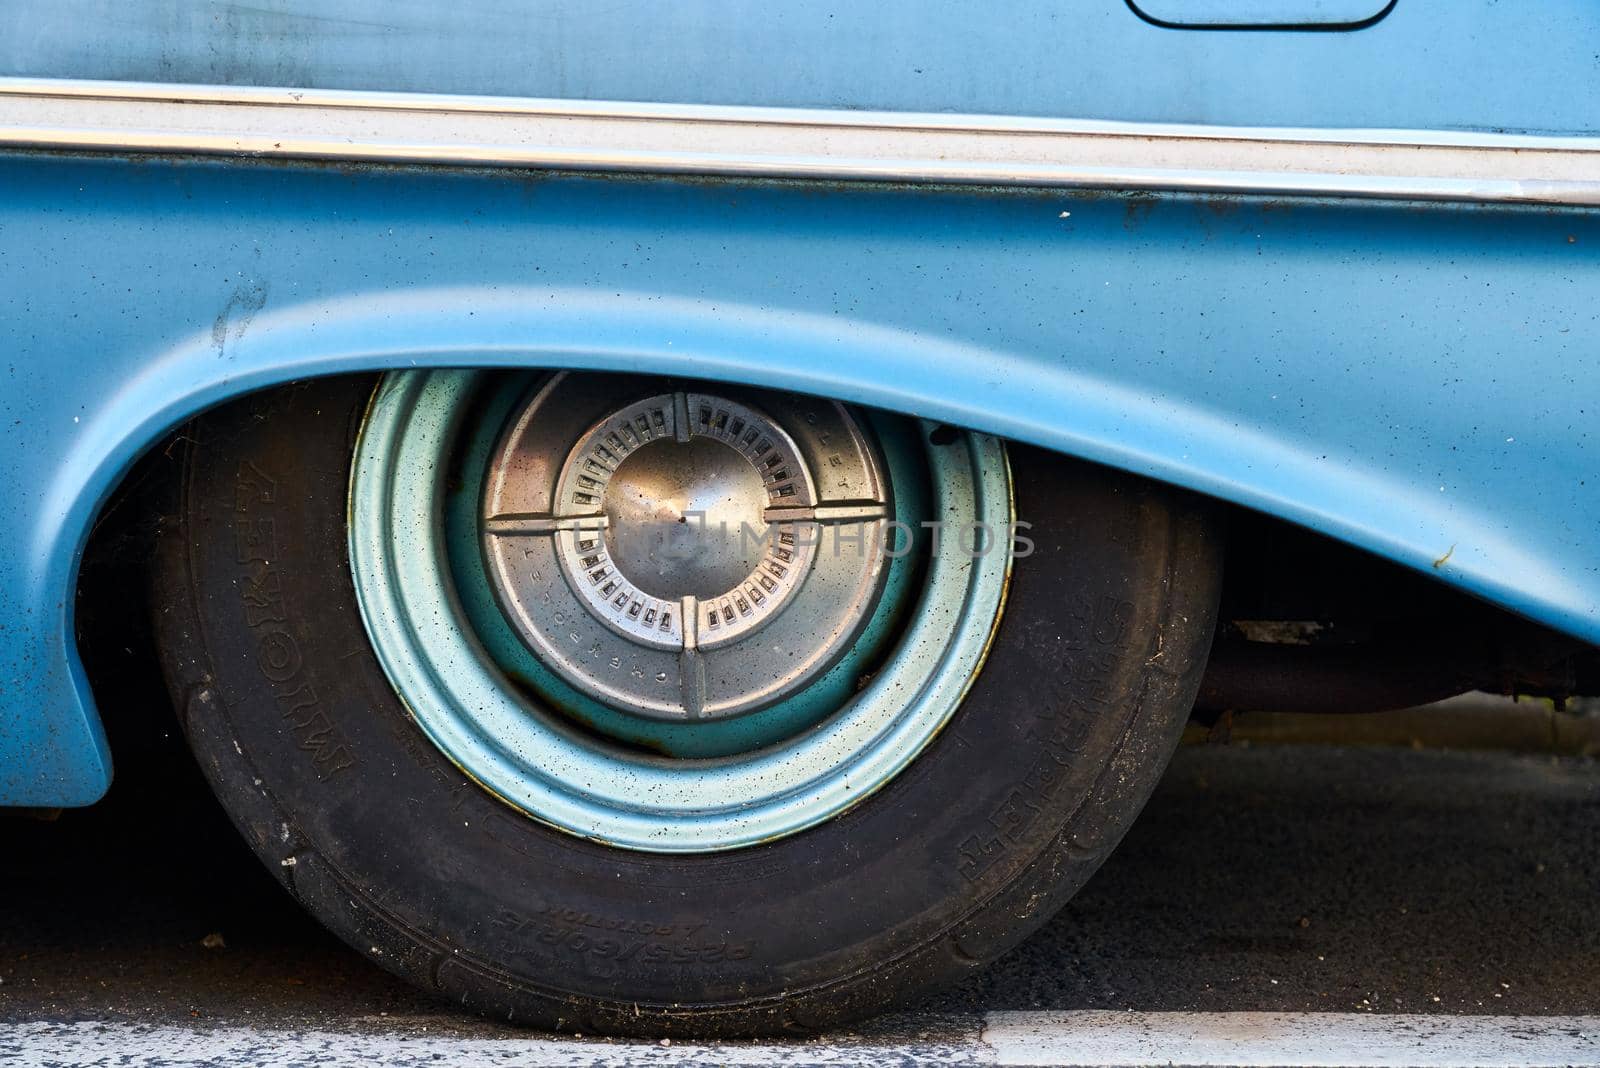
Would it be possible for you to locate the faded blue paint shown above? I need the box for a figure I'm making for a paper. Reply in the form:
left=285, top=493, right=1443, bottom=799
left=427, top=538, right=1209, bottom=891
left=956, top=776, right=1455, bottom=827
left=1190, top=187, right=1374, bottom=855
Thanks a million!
left=3, top=1, right=1600, bottom=136
left=0, top=153, right=1596, bottom=805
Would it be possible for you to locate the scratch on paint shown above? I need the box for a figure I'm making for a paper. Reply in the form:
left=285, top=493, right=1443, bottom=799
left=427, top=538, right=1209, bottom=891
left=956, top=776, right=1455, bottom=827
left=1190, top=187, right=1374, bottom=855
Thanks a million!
left=212, top=281, right=269, bottom=358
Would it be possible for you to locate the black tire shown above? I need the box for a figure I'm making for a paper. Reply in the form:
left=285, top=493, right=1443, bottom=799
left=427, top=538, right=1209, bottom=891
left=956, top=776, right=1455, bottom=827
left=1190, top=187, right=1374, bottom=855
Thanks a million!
left=151, top=373, right=1222, bottom=1036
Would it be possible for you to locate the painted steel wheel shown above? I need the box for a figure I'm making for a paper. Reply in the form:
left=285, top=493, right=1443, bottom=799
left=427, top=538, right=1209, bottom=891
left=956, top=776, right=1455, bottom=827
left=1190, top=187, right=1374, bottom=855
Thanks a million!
left=349, top=370, right=1009, bottom=850
left=153, top=371, right=1223, bottom=1036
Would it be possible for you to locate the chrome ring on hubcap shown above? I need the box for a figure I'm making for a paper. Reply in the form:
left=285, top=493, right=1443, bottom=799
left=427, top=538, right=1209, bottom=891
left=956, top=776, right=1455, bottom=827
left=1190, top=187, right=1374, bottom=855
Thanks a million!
left=348, top=369, right=1012, bottom=852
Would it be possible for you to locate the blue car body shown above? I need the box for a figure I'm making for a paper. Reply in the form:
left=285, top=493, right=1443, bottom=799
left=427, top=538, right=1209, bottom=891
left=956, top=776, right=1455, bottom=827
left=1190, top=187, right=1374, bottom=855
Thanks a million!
left=0, top=0, right=1596, bottom=806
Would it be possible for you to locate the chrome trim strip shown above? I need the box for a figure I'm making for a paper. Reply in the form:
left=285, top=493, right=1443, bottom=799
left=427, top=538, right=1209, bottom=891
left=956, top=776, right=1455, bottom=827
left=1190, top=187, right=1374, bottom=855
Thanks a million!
left=2, top=77, right=1598, bottom=205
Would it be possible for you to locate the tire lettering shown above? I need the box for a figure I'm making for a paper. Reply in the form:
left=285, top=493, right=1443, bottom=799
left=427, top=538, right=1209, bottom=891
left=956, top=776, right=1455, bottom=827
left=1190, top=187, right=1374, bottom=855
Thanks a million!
left=232, top=460, right=356, bottom=778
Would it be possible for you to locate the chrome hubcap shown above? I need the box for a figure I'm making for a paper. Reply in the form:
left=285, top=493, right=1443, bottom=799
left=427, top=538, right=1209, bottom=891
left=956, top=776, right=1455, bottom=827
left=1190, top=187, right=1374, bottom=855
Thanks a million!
left=482, top=380, right=890, bottom=721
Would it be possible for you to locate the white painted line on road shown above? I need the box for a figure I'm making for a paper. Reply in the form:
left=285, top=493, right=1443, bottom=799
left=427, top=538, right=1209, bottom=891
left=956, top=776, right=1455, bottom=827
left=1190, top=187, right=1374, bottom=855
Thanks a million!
left=0, top=1019, right=988, bottom=1068
left=983, top=1011, right=1600, bottom=1066
left=4, top=1013, right=1599, bottom=1067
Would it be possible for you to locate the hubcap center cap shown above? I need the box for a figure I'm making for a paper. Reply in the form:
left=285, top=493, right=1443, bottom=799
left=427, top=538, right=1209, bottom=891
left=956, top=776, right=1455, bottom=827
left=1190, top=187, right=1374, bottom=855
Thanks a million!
left=603, top=436, right=769, bottom=601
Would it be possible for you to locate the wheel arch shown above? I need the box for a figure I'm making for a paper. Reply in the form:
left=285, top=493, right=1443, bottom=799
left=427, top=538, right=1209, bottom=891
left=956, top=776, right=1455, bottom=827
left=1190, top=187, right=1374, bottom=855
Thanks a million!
left=18, top=284, right=1592, bottom=805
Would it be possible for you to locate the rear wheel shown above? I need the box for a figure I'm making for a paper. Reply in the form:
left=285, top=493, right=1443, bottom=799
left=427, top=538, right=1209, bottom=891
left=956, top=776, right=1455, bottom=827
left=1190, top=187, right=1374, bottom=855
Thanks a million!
left=153, top=370, right=1221, bottom=1035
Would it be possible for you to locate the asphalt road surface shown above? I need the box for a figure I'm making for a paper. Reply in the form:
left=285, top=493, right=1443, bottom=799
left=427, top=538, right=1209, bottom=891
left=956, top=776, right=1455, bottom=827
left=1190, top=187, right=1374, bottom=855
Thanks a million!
left=3, top=705, right=1598, bottom=1063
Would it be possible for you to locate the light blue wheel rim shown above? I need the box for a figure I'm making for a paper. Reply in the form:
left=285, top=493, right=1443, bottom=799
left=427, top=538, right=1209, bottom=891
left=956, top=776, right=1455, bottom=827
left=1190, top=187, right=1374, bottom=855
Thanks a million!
left=348, top=369, right=1013, bottom=853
